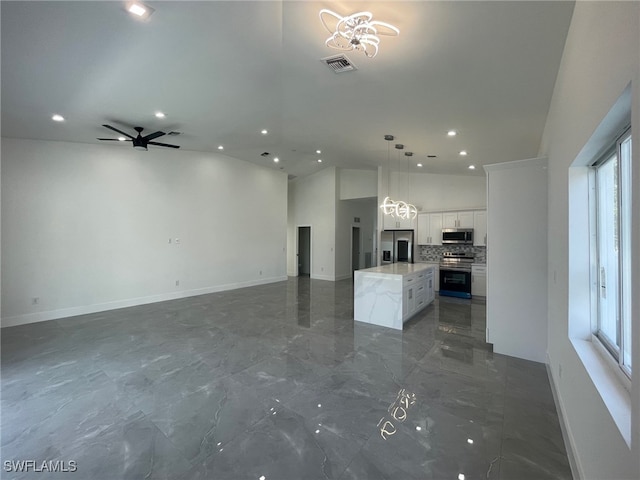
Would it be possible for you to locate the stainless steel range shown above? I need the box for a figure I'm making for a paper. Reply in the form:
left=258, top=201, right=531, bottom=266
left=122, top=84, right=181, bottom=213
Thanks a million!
left=439, top=252, right=475, bottom=299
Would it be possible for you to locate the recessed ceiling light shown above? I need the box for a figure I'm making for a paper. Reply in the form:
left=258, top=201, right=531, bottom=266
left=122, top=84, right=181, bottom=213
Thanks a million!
left=417, top=163, right=423, bottom=167
left=261, top=129, right=268, bottom=135
left=468, top=165, right=475, bottom=170
left=128, top=3, right=146, bottom=16
left=155, top=112, right=166, bottom=119
left=218, top=145, right=224, bottom=150
left=118, top=137, right=126, bottom=142
left=316, top=149, right=322, bottom=154
left=317, top=159, right=323, bottom=163
left=51, top=114, right=65, bottom=122
left=126, top=2, right=154, bottom=18
left=447, top=130, right=457, bottom=137
left=273, top=157, right=279, bottom=163
left=459, top=150, right=468, bottom=156
left=467, top=438, right=474, bottom=444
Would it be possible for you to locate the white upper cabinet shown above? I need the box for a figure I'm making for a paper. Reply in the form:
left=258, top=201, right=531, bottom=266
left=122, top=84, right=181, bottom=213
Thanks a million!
left=383, top=214, right=415, bottom=230
left=417, top=213, right=443, bottom=245
left=418, top=209, right=486, bottom=245
left=473, top=210, right=487, bottom=246
left=429, top=214, right=443, bottom=245
left=417, top=213, right=429, bottom=244
left=443, top=211, right=474, bottom=228
left=458, top=211, right=475, bottom=228
left=442, top=212, right=458, bottom=229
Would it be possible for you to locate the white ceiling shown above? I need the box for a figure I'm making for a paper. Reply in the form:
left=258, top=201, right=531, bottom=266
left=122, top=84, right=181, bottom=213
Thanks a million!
left=1, top=1, right=574, bottom=179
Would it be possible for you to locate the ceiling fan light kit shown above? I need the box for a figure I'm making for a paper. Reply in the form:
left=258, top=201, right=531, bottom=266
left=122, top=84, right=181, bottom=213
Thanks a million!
left=97, top=124, right=180, bottom=150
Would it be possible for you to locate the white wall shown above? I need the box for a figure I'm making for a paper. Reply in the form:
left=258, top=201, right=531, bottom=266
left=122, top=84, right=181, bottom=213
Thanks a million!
left=1, top=138, right=288, bottom=327
left=389, top=171, right=486, bottom=212
left=484, top=158, right=548, bottom=363
left=287, top=167, right=337, bottom=280
left=539, top=2, right=640, bottom=479
left=335, top=198, right=378, bottom=280
left=339, top=169, right=377, bottom=200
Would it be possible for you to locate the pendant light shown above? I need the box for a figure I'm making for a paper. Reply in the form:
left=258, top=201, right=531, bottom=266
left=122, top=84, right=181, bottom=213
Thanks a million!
left=379, top=135, right=417, bottom=219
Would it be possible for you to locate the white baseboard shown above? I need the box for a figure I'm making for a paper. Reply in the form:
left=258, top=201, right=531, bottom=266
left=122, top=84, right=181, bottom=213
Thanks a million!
left=1, top=276, right=288, bottom=328
left=546, top=352, right=583, bottom=480
left=310, top=273, right=335, bottom=281
left=334, top=273, right=352, bottom=281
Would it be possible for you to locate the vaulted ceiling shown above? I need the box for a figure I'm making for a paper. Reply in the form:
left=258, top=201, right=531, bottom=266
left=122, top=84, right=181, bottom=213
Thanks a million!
left=1, top=1, right=574, bottom=179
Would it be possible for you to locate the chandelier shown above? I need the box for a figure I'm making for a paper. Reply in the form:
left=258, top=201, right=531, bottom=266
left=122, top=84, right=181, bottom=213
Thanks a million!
left=380, top=197, right=418, bottom=220
left=380, top=136, right=418, bottom=220
left=319, top=9, right=399, bottom=58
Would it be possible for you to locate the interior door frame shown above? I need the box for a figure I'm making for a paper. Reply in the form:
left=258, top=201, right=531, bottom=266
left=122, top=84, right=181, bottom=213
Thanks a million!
left=350, top=224, right=361, bottom=276
left=296, top=225, right=312, bottom=277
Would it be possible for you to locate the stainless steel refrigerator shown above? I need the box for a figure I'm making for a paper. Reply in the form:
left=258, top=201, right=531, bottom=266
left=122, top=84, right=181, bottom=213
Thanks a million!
left=380, top=230, right=414, bottom=264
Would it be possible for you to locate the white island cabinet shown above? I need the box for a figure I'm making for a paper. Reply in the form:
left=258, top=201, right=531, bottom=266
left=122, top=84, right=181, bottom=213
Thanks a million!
left=354, top=263, right=435, bottom=330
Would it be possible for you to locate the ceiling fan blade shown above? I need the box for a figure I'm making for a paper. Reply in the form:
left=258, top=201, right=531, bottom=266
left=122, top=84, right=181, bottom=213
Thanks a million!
left=148, top=141, right=180, bottom=149
left=143, top=131, right=166, bottom=141
left=102, top=124, right=135, bottom=139
left=97, top=138, right=132, bottom=141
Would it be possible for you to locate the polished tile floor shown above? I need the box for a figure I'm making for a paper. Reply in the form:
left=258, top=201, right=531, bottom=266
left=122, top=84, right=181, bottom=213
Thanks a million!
left=1, top=277, right=572, bottom=480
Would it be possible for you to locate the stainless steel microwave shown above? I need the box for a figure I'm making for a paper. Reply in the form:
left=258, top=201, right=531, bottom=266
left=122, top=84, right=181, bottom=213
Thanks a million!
left=442, top=228, right=473, bottom=245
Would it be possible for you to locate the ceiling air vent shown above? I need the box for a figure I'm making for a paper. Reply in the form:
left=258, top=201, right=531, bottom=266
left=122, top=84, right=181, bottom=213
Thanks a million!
left=321, top=54, right=357, bottom=74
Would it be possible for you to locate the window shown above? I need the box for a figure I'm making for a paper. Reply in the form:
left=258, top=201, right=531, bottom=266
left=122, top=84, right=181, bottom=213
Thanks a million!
left=592, top=127, right=632, bottom=378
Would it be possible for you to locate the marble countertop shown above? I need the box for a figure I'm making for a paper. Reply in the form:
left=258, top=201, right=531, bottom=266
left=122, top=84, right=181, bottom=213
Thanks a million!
left=415, top=261, right=487, bottom=266
left=356, top=263, right=435, bottom=277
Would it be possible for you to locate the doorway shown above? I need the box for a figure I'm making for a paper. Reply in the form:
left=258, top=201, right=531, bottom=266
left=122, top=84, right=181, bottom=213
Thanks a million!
left=351, top=226, right=361, bottom=276
left=297, top=226, right=311, bottom=277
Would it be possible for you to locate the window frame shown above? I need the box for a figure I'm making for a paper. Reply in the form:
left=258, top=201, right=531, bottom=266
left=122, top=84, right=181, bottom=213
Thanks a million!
left=590, top=126, right=632, bottom=383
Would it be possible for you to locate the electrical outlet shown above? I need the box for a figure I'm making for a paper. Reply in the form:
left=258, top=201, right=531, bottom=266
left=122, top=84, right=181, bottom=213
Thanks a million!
left=259, top=270, right=262, bottom=275
left=168, top=238, right=172, bottom=244
left=175, top=238, right=180, bottom=244
left=32, top=297, right=39, bottom=305
left=175, top=280, right=180, bottom=286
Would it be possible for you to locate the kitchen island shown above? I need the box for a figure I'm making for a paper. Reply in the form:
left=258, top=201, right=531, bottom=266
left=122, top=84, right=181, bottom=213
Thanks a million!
left=354, top=263, right=435, bottom=330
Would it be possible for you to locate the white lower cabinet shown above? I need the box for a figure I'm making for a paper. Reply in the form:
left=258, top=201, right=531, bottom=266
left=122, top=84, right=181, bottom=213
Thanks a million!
left=471, top=265, right=487, bottom=297
left=402, top=267, right=435, bottom=323
left=354, top=264, right=436, bottom=330
left=422, top=262, right=440, bottom=291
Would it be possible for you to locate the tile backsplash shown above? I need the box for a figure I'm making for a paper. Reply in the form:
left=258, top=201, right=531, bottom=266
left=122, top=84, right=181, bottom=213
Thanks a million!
left=417, top=245, right=486, bottom=263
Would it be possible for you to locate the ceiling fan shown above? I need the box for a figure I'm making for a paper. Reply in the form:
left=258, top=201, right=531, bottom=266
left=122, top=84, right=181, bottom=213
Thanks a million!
left=97, top=124, right=180, bottom=150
